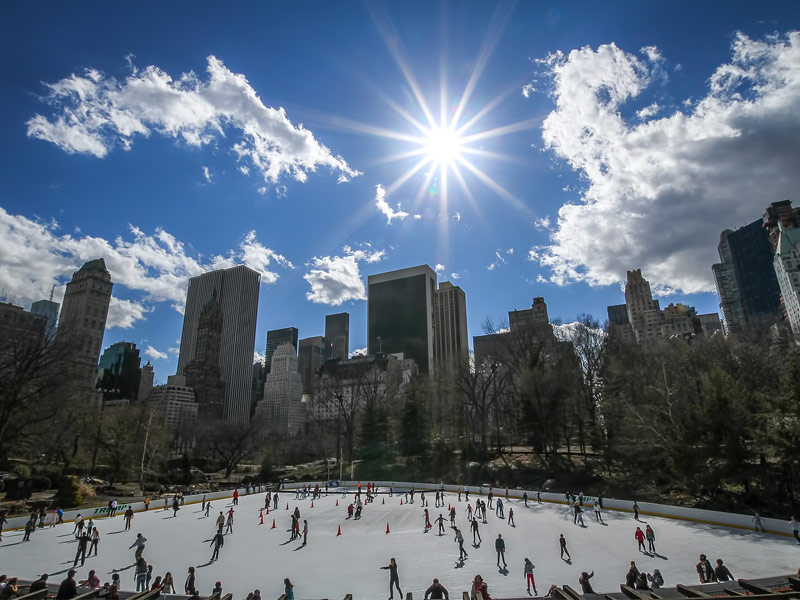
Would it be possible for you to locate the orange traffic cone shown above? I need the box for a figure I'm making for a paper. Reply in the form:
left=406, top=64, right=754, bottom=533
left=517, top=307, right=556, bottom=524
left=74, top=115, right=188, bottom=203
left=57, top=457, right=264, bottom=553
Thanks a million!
left=286, top=503, right=289, bottom=510
left=271, top=519, right=276, bottom=529
left=259, top=509, right=264, bottom=525
left=386, top=522, right=390, bottom=534
left=266, top=506, right=270, bottom=515
left=311, top=501, right=314, bottom=508
left=426, top=500, right=429, bottom=507
left=400, top=498, right=403, bottom=505
left=336, top=499, right=339, bottom=507
left=337, top=525, right=342, bottom=536
left=382, top=497, right=385, bottom=505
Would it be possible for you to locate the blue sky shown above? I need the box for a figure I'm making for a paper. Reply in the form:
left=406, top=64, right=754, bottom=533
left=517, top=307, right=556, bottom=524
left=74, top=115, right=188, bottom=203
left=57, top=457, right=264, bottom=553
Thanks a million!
left=2, top=2, right=800, bottom=383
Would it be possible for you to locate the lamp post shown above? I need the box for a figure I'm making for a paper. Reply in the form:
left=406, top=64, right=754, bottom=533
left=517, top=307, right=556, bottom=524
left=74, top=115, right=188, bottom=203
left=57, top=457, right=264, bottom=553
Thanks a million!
left=377, top=336, right=382, bottom=354
left=139, top=404, right=157, bottom=493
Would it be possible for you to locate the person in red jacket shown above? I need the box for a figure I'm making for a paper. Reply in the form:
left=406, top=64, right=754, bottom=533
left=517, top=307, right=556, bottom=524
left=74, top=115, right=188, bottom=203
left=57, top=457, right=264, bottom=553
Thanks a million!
left=635, top=527, right=646, bottom=553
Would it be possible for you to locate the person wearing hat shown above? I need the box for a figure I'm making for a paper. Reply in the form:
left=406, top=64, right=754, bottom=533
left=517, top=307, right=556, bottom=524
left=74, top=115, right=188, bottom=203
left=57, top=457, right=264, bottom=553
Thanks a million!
left=424, top=577, right=449, bottom=599
left=29, top=574, right=48, bottom=594
left=212, top=582, right=222, bottom=596
left=56, top=570, right=78, bottom=600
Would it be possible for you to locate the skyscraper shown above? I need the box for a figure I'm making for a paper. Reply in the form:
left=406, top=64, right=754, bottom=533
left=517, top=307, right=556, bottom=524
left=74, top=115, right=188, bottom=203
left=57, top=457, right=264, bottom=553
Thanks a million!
left=298, top=336, right=326, bottom=395
left=712, top=219, right=782, bottom=334
left=31, top=294, right=59, bottom=338
left=433, top=281, right=468, bottom=374
left=177, top=265, right=260, bottom=423
left=57, top=258, right=113, bottom=393
left=96, top=341, right=141, bottom=402
left=265, top=327, right=299, bottom=372
left=324, top=312, right=349, bottom=360
left=254, top=343, right=305, bottom=436
left=368, top=264, right=436, bottom=375
left=772, top=222, right=800, bottom=338
left=182, top=293, right=227, bottom=421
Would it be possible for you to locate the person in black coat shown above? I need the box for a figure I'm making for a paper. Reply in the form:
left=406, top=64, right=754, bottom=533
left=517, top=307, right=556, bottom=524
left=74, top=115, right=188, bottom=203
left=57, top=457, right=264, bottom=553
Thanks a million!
left=56, top=570, right=77, bottom=600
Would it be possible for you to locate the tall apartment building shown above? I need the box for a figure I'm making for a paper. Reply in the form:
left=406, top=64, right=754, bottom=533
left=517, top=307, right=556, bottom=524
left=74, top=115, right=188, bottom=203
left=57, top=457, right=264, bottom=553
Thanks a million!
left=96, top=341, right=141, bottom=402
left=30, top=294, right=59, bottom=338
left=298, top=336, right=326, bottom=395
left=182, top=293, right=227, bottom=422
left=606, top=304, right=629, bottom=326
left=149, top=375, right=198, bottom=454
left=0, top=302, right=47, bottom=356
left=324, top=312, right=349, bottom=360
left=177, top=266, right=260, bottom=423
left=712, top=219, right=782, bottom=334
left=254, top=343, right=305, bottom=436
left=434, top=281, right=469, bottom=374
left=57, top=258, right=113, bottom=393
left=473, top=297, right=557, bottom=366
left=138, top=361, right=154, bottom=403
left=772, top=224, right=800, bottom=338
left=265, top=327, right=298, bottom=373
left=368, top=265, right=437, bottom=376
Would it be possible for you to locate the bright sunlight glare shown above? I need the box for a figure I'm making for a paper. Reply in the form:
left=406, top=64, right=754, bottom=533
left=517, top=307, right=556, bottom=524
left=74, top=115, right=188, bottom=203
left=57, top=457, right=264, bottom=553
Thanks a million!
left=423, top=125, right=464, bottom=165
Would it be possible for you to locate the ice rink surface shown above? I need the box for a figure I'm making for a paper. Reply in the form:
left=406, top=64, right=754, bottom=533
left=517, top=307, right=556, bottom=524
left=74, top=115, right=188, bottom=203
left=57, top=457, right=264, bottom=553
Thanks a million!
left=0, top=489, right=797, bottom=599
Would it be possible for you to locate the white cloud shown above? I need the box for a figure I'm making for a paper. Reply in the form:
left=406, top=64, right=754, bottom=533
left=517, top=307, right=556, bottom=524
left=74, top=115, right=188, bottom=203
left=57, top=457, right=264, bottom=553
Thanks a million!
left=413, top=214, right=422, bottom=220
left=202, top=166, right=212, bottom=183
left=635, top=102, right=660, bottom=120
left=534, top=216, right=551, bottom=230
left=144, top=345, right=168, bottom=360
left=450, top=272, right=460, bottom=280
left=349, top=347, right=367, bottom=358
left=168, top=346, right=180, bottom=356
left=27, top=55, right=361, bottom=190
left=487, top=250, right=507, bottom=271
left=434, top=263, right=445, bottom=273
left=374, top=184, right=409, bottom=224
left=0, top=208, right=290, bottom=326
left=521, top=83, right=535, bottom=98
left=254, top=350, right=265, bottom=364
left=453, top=212, right=462, bottom=222
left=304, top=244, right=385, bottom=305
left=506, top=248, right=514, bottom=255
left=531, top=31, right=800, bottom=294
left=238, top=165, right=249, bottom=176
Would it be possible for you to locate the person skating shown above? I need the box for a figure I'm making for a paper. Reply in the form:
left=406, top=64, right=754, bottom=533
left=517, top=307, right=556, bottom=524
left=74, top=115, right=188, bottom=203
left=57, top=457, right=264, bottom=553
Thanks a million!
left=56, top=570, right=78, bottom=600
left=72, top=514, right=83, bottom=535
left=523, top=492, right=528, bottom=507
left=633, top=501, right=640, bottom=521
left=210, top=531, right=224, bottom=561
left=791, top=516, right=800, bottom=544
left=89, top=525, right=100, bottom=556
left=436, top=513, right=446, bottom=535
left=696, top=554, right=716, bottom=583
left=579, top=571, right=595, bottom=594
left=471, top=518, right=481, bottom=544
left=144, top=496, right=150, bottom=511
left=172, top=496, right=180, bottom=517
left=23, top=518, right=35, bottom=541
left=455, top=527, right=468, bottom=560
left=488, top=489, right=494, bottom=509
left=216, top=511, right=225, bottom=532
left=424, top=577, right=449, bottom=599
left=381, top=558, right=402, bottom=600
left=273, top=493, right=279, bottom=510
left=559, top=534, right=570, bottom=560
left=184, top=567, right=197, bottom=595
left=752, top=512, right=764, bottom=532
left=625, top=562, right=640, bottom=588
left=574, top=502, right=585, bottom=527
left=714, top=559, right=734, bottom=582
left=302, top=520, right=308, bottom=545
left=508, top=507, right=515, bottom=526
left=424, top=509, right=431, bottom=530
left=205, top=502, right=211, bottom=517
left=449, top=506, right=456, bottom=526
left=495, top=533, right=507, bottom=568
left=129, top=533, right=147, bottom=560
left=233, top=489, right=239, bottom=506
left=466, top=504, right=473, bottom=521
left=73, top=529, right=90, bottom=566
left=124, top=506, right=134, bottom=530
left=225, top=510, right=234, bottom=534
left=496, top=498, right=504, bottom=518
left=537, top=491, right=542, bottom=504
left=635, top=527, right=646, bottom=552
left=594, top=500, right=604, bottom=524
left=135, top=557, right=148, bottom=592
left=645, top=524, right=656, bottom=553
left=524, top=558, right=537, bottom=595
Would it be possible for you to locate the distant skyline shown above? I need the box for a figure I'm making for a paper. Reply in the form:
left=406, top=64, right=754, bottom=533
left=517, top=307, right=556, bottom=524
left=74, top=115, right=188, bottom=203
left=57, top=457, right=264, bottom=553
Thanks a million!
left=2, top=2, right=800, bottom=383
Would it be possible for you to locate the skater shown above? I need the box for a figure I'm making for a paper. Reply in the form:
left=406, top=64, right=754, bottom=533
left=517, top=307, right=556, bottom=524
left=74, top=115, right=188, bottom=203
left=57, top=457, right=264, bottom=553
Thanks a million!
left=523, top=492, right=528, bottom=507
left=172, top=496, right=180, bottom=517
left=210, top=530, right=224, bottom=561
left=715, top=559, right=734, bottom=582
left=645, top=524, right=656, bottom=553
left=574, top=502, right=585, bottom=527
left=648, top=569, right=664, bottom=589
left=265, top=492, right=271, bottom=510
left=496, top=498, right=503, bottom=518
left=202, top=495, right=206, bottom=512
left=466, top=504, right=473, bottom=521
left=216, top=512, right=225, bottom=532
left=423, top=577, right=449, bottom=600
left=465, top=487, right=469, bottom=501
left=791, top=516, right=800, bottom=544
left=752, top=512, right=765, bottom=532
left=524, top=558, right=537, bottom=595
left=23, top=517, right=35, bottom=541
left=436, top=513, right=446, bottom=535
left=273, top=493, right=279, bottom=510
left=455, top=527, right=468, bottom=560
left=635, top=527, right=646, bottom=552
left=633, top=501, right=640, bottom=521
left=283, top=578, right=294, bottom=600
left=124, top=506, right=134, bottom=530
left=129, top=533, right=147, bottom=560
left=72, top=514, right=84, bottom=535
left=73, top=529, right=90, bottom=566
left=495, top=534, right=507, bottom=567
left=449, top=506, right=456, bottom=526
left=110, top=499, right=118, bottom=517
left=481, top=500, right=488, bottom=524
left=537, top=491, right=542, bottom=504
left=424, top=509, right=431, bottom=530
left=225, top=511, right=234, bottom=534
left=205, top=503, right=211, bottom=518
left=135, top=557, right=148, bottom=592
left=559, top=533, right=571, bottom=559
left=56, top=507, right=64, bottom=525
left=508, top=507, right=515, bottom=526
left=302, top=520, right=308, bottom=545
left=144, top=497, right=150, bottom=511
left=626, top=562, right=640, bottom=587
left=594, top=499, right=604, bottom=523
left=488, top=489, right=494, bottom=509
left=380, top=558, right=402, bottom=600
left=233, top=489, right=239, bottom=506
left=184, top=567, right=197, bottom=595
left=696, top=554, right=715, bottom=583
left=471, top=518, right=481, bottom=544
left=89, top=526, right=100, bottom=556
left=579, top=571, right=595, bottom=594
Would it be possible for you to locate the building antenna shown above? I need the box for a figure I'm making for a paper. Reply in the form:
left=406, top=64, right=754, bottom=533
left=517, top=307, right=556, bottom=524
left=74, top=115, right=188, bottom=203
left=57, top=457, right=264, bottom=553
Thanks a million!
left=49, top=284, right=55, bottom=302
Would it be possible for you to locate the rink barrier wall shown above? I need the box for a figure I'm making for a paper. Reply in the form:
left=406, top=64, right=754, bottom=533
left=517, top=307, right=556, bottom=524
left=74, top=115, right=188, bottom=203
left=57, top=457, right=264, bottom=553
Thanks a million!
left=3, top=480, right=794, bottom=540
left=310, top=480, right=796, bottom=538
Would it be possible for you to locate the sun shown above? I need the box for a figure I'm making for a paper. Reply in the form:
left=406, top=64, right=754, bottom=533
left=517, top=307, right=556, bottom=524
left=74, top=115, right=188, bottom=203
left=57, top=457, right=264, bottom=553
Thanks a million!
left=423, top=125, right=464, bottom=165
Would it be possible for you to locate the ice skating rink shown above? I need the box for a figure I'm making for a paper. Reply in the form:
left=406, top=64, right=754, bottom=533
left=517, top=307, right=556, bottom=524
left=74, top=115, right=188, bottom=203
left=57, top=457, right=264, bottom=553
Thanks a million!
left=0, top=489, right=796, bottom=599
